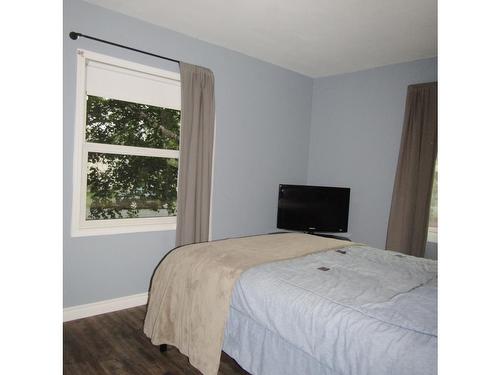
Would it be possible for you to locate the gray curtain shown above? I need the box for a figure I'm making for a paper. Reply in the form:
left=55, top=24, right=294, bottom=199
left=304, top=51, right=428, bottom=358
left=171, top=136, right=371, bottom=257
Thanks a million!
left=386, top=82, right=437, bottom=257
left=175, top=63, right=215, bottom=247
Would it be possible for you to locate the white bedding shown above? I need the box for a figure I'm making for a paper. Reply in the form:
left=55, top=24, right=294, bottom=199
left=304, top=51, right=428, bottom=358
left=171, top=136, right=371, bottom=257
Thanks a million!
left=223, top=245, right=437, bottom=375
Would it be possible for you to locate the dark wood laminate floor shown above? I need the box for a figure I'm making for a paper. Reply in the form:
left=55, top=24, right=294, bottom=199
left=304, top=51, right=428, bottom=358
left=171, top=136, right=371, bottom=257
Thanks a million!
left=63, top=305, right=250, bottom=375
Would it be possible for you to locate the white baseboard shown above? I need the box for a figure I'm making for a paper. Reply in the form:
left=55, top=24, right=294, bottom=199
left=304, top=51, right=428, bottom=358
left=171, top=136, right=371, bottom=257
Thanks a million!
left=63, top=292, right=149, bottom=322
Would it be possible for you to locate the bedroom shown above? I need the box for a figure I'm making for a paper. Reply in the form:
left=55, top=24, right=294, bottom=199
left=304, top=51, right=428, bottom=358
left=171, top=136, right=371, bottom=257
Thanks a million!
left=2, top=0, right=499, bottom=374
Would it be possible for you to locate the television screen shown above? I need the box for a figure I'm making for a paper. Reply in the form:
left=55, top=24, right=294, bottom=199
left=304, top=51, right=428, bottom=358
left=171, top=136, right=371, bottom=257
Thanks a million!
left=277, top=184, right=350, bottom=233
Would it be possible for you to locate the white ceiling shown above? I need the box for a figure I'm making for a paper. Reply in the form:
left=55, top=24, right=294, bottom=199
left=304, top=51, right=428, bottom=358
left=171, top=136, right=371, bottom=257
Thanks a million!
left=84, top=0, right=437, bottom=78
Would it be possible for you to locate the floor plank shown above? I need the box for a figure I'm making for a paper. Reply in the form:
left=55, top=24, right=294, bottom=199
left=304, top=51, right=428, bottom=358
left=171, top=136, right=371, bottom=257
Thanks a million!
left=63, top=305, right=249, bottom=375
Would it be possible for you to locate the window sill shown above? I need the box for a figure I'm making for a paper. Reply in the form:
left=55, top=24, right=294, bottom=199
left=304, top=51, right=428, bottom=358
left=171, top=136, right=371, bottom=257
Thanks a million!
left=71, top=221, right=176, bottom=237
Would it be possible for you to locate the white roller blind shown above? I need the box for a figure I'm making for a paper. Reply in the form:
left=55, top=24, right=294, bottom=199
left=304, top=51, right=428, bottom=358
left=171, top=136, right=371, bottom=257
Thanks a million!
left=86, top=60, right=181, bottom=110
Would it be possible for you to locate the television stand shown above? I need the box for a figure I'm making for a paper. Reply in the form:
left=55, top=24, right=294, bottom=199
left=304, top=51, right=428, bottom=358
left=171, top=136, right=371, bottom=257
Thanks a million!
left=270, top=231, right=351, bottom=242
left=307, top=232, right=351, bottom=242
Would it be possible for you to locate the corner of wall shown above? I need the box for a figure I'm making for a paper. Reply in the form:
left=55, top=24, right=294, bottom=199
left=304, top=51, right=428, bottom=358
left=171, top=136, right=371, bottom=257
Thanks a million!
left=304, top=77, right=318, bottom=184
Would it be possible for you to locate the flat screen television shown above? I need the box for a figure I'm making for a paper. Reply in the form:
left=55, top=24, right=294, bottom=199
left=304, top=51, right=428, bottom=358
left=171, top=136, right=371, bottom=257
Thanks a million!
left=277, top=184, right=350, bottom=233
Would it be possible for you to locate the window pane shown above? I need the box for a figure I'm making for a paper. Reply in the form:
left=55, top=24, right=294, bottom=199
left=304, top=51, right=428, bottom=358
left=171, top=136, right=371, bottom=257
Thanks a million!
left=86, top=152, right=178, bottom=220
left=428, top=159, right=438, bottom=242
left=85, top=95, right=180, bottom=150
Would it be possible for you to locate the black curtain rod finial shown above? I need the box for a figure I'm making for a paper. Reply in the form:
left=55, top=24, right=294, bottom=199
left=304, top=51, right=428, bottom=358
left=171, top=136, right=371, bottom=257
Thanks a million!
left=69, top=32, right=81, bottom=40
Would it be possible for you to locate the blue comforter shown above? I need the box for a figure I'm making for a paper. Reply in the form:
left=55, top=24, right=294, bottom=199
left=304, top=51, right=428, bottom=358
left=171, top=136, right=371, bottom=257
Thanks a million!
left=223, top=245, right=437, bottom=375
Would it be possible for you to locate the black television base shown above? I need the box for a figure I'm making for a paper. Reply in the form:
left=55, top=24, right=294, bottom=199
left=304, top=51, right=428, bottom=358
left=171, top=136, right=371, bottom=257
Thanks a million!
left=308, top=232, right=351, bottom=242
left=271, top=231, right=351, bottom=242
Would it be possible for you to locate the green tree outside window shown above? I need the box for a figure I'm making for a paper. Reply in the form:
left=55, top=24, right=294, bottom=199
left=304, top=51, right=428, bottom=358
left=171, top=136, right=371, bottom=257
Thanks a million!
left=85, top=95, right=180, bottom=220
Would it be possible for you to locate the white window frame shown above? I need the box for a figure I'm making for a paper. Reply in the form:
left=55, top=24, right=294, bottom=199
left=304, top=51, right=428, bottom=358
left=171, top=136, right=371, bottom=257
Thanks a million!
left=71, top=49, right=181, bottom=237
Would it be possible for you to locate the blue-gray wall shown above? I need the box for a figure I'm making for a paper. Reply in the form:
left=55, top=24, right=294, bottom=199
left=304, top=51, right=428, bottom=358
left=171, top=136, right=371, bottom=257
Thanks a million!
left=64, top=0, right=313, bottom=307
left=64, top=0, right=437, bottom=308
left=307, top=58, right=437, bottom=249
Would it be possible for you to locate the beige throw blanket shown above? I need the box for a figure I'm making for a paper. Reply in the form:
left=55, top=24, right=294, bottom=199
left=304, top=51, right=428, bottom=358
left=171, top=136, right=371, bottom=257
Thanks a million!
left=143, top=233, right=353, bottom=375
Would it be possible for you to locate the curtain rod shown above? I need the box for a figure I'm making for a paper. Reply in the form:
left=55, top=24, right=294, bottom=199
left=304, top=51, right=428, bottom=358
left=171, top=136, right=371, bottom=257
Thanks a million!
left=69, top=31, right=181, bottom=65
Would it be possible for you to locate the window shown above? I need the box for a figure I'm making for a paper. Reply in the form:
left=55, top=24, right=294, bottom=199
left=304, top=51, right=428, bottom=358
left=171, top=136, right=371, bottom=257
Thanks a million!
left=71, top=50, right=181, bottom=236
left=427, top=158, right=438, bottom=243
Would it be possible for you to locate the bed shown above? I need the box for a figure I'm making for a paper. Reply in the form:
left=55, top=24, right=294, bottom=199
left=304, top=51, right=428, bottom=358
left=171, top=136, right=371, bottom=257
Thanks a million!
left=144, top=233, right=437, bottom=375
